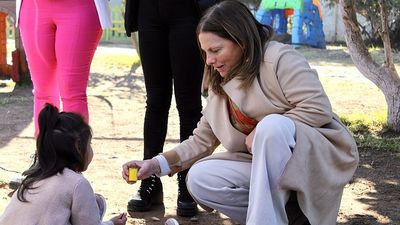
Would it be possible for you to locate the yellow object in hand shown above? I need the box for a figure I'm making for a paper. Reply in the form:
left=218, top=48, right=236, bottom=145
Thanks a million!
left=128, top=167, right=138, bottom=182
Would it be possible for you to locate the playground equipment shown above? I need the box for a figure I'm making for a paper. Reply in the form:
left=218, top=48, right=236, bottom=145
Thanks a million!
left=0, top=0, right=29, bottom=84
left=256, top=0, right=326, bottom=49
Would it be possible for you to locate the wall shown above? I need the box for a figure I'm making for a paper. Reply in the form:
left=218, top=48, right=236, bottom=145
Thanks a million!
left=321, top=2, right=346, bottom=42
left=321, top=1, right=370, bottom=43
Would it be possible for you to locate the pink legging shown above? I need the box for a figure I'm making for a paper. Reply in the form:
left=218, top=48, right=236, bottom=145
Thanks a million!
left=19, top=0, right=102, bottom=136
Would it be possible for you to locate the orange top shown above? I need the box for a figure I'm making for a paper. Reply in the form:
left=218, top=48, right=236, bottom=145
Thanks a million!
left=227, top=96, right=258, bottom=135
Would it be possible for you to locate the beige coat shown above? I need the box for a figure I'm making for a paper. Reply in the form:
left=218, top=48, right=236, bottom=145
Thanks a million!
left=162, top=41, right=359, bottom=225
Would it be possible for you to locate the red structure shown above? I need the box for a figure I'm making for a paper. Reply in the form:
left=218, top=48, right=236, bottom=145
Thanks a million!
left=0, top=0, right=29, bottom=84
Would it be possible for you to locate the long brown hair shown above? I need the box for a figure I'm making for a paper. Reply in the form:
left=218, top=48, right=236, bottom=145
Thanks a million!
left=197, top=0, right=273, bottom=95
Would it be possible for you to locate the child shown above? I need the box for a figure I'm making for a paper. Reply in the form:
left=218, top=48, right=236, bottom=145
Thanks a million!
left=0, top=104, right=127, bottom=225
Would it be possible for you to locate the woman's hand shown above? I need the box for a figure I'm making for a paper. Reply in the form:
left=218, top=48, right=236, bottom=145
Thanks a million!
left=122, top=158, right=161, bottom=183
left=110, top=213, right=127, bottom=225
left=245, top=128, right=256, bottom=154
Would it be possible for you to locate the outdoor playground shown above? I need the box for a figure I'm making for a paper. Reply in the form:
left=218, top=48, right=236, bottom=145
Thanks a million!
left=1, top=41, right=399, bottom=225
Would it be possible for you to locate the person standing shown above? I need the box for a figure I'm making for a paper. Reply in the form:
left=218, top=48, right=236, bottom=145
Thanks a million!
left=16, top=0, right=111, bottom=137
left=124, top=0, right=215, bottom=217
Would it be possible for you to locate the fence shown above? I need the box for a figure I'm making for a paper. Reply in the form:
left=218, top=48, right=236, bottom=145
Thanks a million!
left=101, top=5, right=130, bottom=43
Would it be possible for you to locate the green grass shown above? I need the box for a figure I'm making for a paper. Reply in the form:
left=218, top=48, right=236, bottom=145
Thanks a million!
left=92, top=53, right=140, bottom=69
left=298, top=45, right=400, bottom=152
left=318, top=72, right=399, bottom=152
left=320, top=76, right=387, bottom=117
left=341, top=111, right=400, bottom=152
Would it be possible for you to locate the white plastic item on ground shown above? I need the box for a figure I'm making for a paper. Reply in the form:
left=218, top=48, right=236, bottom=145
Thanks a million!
left=165, top=218, right=179, bottom=225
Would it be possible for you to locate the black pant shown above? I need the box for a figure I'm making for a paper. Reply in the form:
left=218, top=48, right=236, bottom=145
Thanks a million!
left=138, top=0, right=203, bottom=160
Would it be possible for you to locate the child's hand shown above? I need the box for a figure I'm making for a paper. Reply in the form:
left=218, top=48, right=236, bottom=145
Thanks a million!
left=110, top=213, right=127, bottom=225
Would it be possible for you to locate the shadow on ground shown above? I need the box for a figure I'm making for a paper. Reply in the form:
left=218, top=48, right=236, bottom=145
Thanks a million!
left=128, top=204, right=236, bottom=225
left=300, top=47, right=353, bottom=66
left=0, top=85, right=33, bottom=149
left=89, top=63, right=145, bottom=99
left=338, top=149, right=400, bottom=225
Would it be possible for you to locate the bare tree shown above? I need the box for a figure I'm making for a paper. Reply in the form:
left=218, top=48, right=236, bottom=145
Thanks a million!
left=339, top=0, right=400, bottom=132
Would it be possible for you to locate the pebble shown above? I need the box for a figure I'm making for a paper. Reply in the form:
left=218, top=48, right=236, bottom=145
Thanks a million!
left=190, top=216, right=199, bottom=222
left=150, top=216, right=160, bottom=221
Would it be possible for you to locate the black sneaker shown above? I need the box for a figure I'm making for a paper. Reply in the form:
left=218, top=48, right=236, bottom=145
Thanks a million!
left=127, top=175, right=163, bottom=212
left=176, top=170, right=198, bottom=217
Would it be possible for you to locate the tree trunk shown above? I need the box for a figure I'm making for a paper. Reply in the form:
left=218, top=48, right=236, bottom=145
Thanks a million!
left=339, top=0, right=400, bottom=132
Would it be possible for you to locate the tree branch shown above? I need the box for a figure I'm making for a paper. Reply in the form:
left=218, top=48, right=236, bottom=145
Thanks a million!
left=378, top=0, right=398, bottom=78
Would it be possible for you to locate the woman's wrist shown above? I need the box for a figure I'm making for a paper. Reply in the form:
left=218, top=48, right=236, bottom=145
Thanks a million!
left=153, top=155, right=171, bottom=176
left=150, top=158, right=161, bottom=175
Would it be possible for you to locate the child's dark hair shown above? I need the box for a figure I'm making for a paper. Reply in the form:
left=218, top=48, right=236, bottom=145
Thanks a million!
left=17, top=103, right=92, bottom=202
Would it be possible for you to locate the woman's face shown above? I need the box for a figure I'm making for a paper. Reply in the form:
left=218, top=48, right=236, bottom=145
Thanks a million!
left=198, top=32, right=243, bottom=77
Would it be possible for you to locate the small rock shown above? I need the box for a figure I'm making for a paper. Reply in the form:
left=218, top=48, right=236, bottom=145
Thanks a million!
left=151, top=216, right=160, bottom=221
left=190, top=216, right=199, bottom=222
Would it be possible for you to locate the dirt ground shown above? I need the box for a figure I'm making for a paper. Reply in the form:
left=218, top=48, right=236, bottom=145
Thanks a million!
left=0, top=44, right=399, bottom=225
